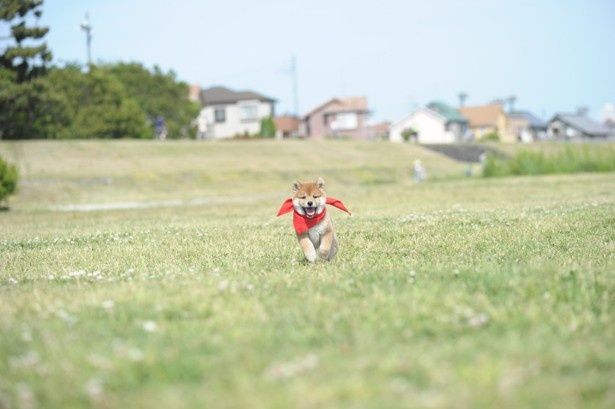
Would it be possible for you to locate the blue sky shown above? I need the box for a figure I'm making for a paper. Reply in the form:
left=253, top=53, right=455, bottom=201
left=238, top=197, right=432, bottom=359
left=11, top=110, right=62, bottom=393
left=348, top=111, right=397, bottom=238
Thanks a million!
left=36, top=0, right=615, bottom=121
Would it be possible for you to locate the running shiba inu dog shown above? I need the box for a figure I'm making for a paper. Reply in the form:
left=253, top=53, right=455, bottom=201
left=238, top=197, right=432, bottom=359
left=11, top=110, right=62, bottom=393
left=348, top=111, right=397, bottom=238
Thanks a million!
left=277, top=178, right=351, bottom=262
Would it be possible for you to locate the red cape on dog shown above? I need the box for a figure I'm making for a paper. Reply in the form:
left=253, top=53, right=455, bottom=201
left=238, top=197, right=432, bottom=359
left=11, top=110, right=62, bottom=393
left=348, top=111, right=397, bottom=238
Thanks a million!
left=277, top=197, right=351, bottom=234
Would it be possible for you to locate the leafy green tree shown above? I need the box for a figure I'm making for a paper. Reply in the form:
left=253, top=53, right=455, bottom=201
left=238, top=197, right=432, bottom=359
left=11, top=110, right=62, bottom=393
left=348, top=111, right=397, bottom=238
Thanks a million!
left=1, top=5, right=196, bottom=140
left=1, top=65, right=149, bottom=139
left=401, top=127, right=417, bottom=142
left=100, top=63, right=200, bottom=138
left=0, top=67, right=71, bottom=139
left=61, top=68, right=149, bottom=139
left=480, top=131, right=500, bottom=142
left=0, top=0, right=52, bottom=82
left=259, top=116, right=276, bottom=138
left=0, top=155, right=18, bottom=204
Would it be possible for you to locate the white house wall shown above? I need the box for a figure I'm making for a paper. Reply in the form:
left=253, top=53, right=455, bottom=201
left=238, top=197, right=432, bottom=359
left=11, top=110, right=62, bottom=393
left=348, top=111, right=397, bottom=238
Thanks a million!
left=390, top=109, right=454, bottom=143
left=199, top=100, right=273, bottom=139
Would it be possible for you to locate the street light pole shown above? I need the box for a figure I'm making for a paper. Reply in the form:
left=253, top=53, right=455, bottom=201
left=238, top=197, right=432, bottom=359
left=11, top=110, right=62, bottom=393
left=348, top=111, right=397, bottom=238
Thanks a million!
left=80, top=12, right=92, bottom=68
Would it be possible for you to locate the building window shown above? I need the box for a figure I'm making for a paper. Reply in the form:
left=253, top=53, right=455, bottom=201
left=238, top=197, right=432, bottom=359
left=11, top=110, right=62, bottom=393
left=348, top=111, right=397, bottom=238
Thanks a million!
left=240, top=103, right=259, bottom=121
left=330, top=113, right=358, bottom=130
left=214, top=107, right=226, bottom=123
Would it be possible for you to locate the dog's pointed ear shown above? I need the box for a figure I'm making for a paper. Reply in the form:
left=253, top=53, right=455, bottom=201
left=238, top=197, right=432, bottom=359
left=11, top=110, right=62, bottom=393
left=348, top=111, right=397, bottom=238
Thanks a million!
left=316, top=177, right=325, bottom=189
left=292, top=180, right=302, bottom=192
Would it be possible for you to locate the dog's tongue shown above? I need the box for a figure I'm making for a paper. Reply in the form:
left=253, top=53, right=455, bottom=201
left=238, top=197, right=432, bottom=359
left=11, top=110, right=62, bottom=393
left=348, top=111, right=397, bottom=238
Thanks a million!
left=306, top=208, right=316, bottom=217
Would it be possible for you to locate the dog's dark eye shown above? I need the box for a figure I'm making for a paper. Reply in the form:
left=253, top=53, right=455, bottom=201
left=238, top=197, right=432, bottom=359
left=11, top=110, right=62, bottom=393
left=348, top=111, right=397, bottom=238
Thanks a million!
left=299, top=196, right=306, bottom=199
left=313, top=195, right=320, bottom=199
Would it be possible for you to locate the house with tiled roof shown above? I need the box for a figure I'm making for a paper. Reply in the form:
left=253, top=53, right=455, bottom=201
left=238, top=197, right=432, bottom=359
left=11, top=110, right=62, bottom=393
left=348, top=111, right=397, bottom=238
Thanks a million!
left=506, top=111, right=547, bottom=142
left=547, top=113, right=612, bottom=140
left=458, top=103, right=513, bottom=142
left=365, top=121, right=391, bottom=140
left=193, top=86, right=276, bottom=139
left=273, top=115, right=300, bottom=139
left=302, top=97, right=372, bottom=139
left=389, top=101, right=468, bottom=143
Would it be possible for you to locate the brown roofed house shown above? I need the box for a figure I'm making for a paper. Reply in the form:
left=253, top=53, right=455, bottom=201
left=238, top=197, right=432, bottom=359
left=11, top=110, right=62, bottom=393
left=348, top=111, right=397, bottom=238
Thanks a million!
left=458, top=103, right=514, bottom=142
left=273, top=115, right=300, bottom=139
left=302, top=97, right=372, bottom=139
left=365, top=121, right=391, bottom=140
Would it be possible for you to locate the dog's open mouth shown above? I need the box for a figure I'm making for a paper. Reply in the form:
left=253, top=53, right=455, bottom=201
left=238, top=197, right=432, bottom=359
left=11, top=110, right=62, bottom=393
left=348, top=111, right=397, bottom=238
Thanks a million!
left=303, top=206, right=317, bottom=218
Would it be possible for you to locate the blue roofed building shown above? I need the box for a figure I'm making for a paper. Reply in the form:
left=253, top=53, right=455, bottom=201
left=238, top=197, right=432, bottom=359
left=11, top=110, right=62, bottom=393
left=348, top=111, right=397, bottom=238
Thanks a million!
left=507, top=111, right=548, bottom=142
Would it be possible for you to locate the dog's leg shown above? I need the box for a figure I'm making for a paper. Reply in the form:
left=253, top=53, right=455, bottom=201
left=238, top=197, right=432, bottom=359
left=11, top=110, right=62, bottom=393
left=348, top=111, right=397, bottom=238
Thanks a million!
left=329, top=234, right=338, bottom=260
left=297, top=233, right=317, bottom=263
left=318, top=230, right=337, bottom=261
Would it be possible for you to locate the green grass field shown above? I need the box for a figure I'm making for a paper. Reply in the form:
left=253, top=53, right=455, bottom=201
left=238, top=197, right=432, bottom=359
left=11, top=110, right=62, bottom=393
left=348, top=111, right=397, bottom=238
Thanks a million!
left=1, top=140, right=614, bottom=408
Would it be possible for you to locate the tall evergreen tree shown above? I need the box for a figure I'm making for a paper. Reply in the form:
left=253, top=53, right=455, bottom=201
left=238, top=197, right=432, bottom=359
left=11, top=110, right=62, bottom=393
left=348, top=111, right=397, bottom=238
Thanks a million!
left=0, top=0, right=52, bottom=82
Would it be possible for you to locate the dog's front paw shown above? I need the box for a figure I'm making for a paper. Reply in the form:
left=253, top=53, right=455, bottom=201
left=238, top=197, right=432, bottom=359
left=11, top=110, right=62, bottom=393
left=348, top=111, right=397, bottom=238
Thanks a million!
left=304, top=249, right=317, bottom=263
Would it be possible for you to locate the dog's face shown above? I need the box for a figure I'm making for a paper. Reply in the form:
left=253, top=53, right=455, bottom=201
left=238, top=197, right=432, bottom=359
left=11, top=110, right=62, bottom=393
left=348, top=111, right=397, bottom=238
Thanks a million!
left=292, top=177, right=326, bottom=218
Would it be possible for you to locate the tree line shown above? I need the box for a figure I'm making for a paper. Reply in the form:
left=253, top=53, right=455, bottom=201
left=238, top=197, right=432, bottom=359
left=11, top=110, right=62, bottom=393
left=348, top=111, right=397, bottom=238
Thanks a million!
left=0, top=0, right=200, bottom=140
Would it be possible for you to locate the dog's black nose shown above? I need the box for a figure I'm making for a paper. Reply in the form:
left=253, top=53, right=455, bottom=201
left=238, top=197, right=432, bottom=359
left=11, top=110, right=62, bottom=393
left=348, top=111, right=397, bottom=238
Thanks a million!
left=307, top=201, right=313, bottom=207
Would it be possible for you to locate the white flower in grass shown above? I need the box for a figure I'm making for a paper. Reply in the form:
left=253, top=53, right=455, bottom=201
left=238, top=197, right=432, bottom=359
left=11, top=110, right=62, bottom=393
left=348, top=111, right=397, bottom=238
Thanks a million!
left=84, top=377, right=104, bottom=400
left=8, top=277, right=18, bottom=285
left=87, top=354, right=113, bottom=370
left=9, top=351, right=40, bottom=369
left=68, top=270, right=86, bottom=278
left=217, top=279, right=229, bottom=292
left=468, top=313, right=489, bottom=328
left=56, top=309, right=77, bottom=325
left=101, top=300, right=114, bottom=310
left=142, top=320, right=158, bottom=333
left=127, top=348, right=144, bottom=362
left=21, top=328, right=33, bottom=343
left=16, top=383, right=35, bottom=409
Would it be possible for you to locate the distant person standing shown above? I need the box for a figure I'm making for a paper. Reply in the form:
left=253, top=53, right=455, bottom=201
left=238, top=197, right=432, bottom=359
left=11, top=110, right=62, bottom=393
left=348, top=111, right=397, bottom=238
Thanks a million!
left=196, top=115, right=208, bottom=140
left=478, top=152, right=487, bottom=172
left=155, top=116, right=167, bottom=140
left=478, top=152, right=487, bottom=164
left=413, top=159, right=426, bottom=182
left=465, top=163, right=473, bottom=177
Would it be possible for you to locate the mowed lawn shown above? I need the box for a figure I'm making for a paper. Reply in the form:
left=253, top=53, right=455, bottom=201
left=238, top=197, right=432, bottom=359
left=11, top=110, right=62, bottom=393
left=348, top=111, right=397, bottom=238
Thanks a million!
left=0, top=140, right=614, bottom=409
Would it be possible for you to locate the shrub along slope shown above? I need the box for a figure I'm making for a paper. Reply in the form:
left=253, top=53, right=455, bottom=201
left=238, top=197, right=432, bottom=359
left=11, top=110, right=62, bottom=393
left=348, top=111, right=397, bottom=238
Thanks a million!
left=483, top=144, right=615, bottom=177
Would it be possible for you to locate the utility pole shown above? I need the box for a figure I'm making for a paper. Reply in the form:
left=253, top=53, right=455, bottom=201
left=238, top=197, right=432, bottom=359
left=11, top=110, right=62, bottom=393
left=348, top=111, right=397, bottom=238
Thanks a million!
left=80, top=12, right=92, bottom=68
left=291, top=54, right=299, bottom=117
left=458, top=92, right=467, bottom=108
left=507, top=95, right=517, bottom=113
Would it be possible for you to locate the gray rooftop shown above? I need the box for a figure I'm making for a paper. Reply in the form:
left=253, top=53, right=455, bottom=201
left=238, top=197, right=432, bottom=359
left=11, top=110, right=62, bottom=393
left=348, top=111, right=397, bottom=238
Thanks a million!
left=509, top=111, right=547, bottom=129
left=551, top=113, right=610, bottom=136
left=200, top=86, right=275, bottom=106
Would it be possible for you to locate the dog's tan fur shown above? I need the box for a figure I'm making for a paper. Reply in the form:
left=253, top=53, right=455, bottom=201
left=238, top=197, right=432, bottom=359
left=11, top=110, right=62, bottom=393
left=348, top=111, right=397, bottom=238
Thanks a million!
left=292, top=177, right=338, bottom=262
